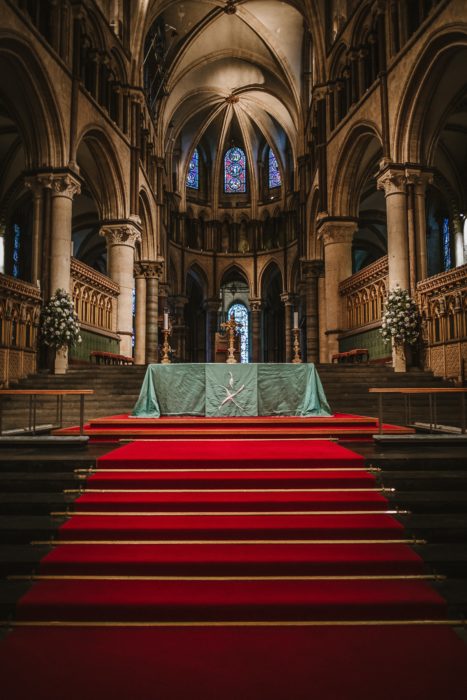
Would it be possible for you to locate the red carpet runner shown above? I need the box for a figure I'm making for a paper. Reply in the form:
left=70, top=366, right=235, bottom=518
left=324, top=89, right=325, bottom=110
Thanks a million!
left=1, top=439, right=467, bottom=699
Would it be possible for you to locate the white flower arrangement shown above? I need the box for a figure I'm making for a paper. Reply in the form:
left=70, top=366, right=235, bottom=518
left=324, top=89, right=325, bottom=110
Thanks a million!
left=40, top=289, right=82, bottom=351
left=380, top=287, right=419, bottom=346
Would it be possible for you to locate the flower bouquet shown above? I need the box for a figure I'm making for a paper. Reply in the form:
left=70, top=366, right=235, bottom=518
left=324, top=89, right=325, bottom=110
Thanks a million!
left=40, top=289, right=82, bottom=352
left=380, top=287, right=419, bottom=346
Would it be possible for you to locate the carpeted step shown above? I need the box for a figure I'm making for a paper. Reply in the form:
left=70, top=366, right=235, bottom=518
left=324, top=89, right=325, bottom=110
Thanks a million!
left=15, top=578, right=447, bottom=622
left=96, top=440, right=365, bottom=469
left=85, top=468, right=377, bottom=490
left=57, top=513, right=406, bottom=542
left=38, top=542, right=427, bottom=577
left=72, top=489, right=390, bottom=513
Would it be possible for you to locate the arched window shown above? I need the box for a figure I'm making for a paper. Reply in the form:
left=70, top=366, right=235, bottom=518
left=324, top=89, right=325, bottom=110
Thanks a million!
left=12, top=224, right=21, bottom=278
left=186, top=148, right=199, bottom=190
left=224, top=147, right=247, bottom=194
left=228, top=302, right=249, bottom=363
left=268, top=148, right=281, bottom=189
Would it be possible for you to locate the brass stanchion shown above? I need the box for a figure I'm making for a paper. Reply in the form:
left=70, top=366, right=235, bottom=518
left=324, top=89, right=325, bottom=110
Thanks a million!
left=292, top=327, right=302, bottom=364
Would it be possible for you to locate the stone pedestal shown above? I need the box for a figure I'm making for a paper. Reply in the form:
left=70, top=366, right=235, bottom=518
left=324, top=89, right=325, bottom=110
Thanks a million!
left=100, top=221, right=141, bottom=357
left=318, top=219, right=356, bottom=360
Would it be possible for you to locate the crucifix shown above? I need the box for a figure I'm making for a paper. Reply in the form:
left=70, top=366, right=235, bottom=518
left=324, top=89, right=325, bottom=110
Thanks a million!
left=220, top=313, right=242, bottom=364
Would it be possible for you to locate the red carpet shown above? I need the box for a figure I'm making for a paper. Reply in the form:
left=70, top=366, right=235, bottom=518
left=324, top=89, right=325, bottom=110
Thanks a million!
left=1, top=438, right=466, bottom=699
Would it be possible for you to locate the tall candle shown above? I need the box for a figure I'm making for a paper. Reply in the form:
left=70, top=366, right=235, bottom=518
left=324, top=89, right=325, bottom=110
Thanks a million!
left=164, top=310, right=169, bottom=330
left=293, top=311, right=299, bottom=329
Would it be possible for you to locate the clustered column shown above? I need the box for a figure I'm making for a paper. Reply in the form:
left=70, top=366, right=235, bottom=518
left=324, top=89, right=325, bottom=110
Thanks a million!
left=141, top=261, right=164, bottom=364
left=302, top=260, right=323, bottom=363
left=133, top=263, right=146, bottom=365
left=318, top=219, right=356, bottom=360
left=249, top=300, right=262, bottom=363
left=280, top=293, right=295, bottom=362
left=100, top=222, right=141, bottom=358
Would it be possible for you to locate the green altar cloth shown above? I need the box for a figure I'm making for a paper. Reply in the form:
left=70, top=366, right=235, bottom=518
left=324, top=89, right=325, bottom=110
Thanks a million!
left=132, top=363, right=331, bottom=418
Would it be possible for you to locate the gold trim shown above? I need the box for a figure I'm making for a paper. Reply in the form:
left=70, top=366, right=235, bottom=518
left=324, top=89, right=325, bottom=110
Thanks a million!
left=51, top=510, right=406, bottom=517
left=0, top=619, right=464, bottom=629
left=64, top=488, right=393, bottom=494
left=74, top=467, right=381, bottom=474
left=31, top=538, right=426, bottom=546
left=9, top=574, right=444, bottom=582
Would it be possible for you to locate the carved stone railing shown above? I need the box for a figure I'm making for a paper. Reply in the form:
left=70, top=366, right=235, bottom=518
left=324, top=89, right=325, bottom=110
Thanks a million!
left=0, top=274, right=42, bottom=386
left=339, top=256, right=389, bottom=330
left=70, top=258, right=119, bottom=335
left=417, top=264, right=467, bottom=381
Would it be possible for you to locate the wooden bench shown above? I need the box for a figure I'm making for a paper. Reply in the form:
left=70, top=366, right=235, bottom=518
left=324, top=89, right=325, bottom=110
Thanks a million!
left=90, top=351, right=134, bottom=365
left=332, top=348, right=369, bottom=364
left=0, top=389, right=94, bottom=436
left=369, top=387, right=467, bottom=435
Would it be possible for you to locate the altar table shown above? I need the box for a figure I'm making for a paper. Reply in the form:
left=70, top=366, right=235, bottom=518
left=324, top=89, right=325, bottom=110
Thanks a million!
left=132, top=363, right=332, bottom=418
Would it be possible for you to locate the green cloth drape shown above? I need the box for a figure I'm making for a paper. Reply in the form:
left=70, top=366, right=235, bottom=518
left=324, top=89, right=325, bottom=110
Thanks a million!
left=132, top=363, right=332, bottom=418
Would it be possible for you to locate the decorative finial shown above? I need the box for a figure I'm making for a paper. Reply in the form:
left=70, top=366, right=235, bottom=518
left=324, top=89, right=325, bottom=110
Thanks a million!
left=224, top=0, right=237, bottom=14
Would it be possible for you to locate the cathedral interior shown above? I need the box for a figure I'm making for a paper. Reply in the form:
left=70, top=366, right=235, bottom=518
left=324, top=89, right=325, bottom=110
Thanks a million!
left=0, top=0, right=465, bottom=380
left=0, top=1, right=467, bottom=698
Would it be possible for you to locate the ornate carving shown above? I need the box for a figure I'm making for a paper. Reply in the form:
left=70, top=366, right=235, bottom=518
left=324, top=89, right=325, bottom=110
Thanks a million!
left=318, top=220, right=357, bottom=246
left=37, top=172, right=82, bottom=199
left=71, top=258, right=119, bottom=295
left=139, top=259, right=164, bottom=279
left=339, top=255, right=389, bottom=295
left=301, top=259, right=324, bottom=279
left=100, top=223, right=142, bottom=247
left=249, top=299, right=262, bottom=313
left=376, top=168, right=407, bottom=196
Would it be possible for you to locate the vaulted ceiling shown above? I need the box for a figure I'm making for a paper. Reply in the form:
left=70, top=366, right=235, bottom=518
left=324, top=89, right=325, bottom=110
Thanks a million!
left=139, top=1, right=312, bottom=195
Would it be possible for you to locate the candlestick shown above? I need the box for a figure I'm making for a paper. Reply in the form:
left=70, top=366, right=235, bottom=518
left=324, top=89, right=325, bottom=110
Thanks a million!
left=163, top=310, right=169, bottom=331
left=293, top=311, right=299, bottom=330
left=161, top=327, right=172, bottom=364
left=292, top=327, right=302, bottom=364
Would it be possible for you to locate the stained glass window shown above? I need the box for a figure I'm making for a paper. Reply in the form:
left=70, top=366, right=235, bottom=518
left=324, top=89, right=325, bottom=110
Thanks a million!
left=12, top=224, right=20, bottom=278
left=224, top=147, right=247, bottom=194
left=228, top=302, right=249, bottom=363
left=268, top=149, right=281, bottom=189
left=443, top=217, right=452, bottom=271
left=186, top=148, right=199, bottom=190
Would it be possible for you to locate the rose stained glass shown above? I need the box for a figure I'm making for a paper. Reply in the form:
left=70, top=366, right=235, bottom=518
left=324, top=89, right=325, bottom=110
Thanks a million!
left=269, top=149, right=281, bottom=189
left=224, top=147, right=246, bottom=194
left=186, top=148, right=199, bottom=189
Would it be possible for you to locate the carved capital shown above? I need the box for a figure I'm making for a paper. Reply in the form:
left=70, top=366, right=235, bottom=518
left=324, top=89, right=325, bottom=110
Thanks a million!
left=280, top=292, right=296, bottom=306
left=37, top=172, right=81, bottom=199
left=301, top=259, right=324, bottom=278
left=376, top=167, right=407, bottom=196
left=139, top=259, right=164, bottom=279
left=405, top=168, right=434, bottom=194
left=318, top=219, right=357, bottom=246
left=249, top=298, right=262, bottom=313
left=100, top=222, right=142, bottom=247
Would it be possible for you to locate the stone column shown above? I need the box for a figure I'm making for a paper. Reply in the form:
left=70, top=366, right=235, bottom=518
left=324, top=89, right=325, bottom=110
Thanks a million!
left=302, top=259, right=323, bottom=363
left=405, top=168, right=433, bottom=283
left=24, top=176, right=45, bottom=287
left=133, top=263, right=146, bottom=365
left=377, top=167, right=409, bottom=290
left=249, top=299, right=262, bottom=363
left=377, top=167, right=409, bottom=371
left=204, top=299, right=219, bottom=363
left=141, top=260, right=164, bottom=364
left=318, top=219, right=356, bottom=360
left=280, top=293, right=295, bottom=363
left=42, top=172, right=81, bottom=374
left=172, top=295, right=188, bottom=362
left=100, top=222, right=141, bottom=357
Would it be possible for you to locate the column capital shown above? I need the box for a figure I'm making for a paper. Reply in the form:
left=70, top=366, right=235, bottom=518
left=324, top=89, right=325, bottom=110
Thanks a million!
left=377, top=165, right=407, bottom=196
left=404, top=167, right=434, bottom=193
left=280, top=292, right=296, bottom=306
left=301, top=259, right=324, bottom=278
left=31, top=171, right=82, bottom=199
left=100, top=221, right=142, bottom=248
left=249, top=298, right=262, bottom=312
left=139, top=259, right=164, bottom=278
left=317, top=218, right=357, bottom=246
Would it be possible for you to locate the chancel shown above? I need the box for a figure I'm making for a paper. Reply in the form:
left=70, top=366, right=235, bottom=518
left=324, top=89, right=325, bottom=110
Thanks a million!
left=0, top=1, right=467, bottom=698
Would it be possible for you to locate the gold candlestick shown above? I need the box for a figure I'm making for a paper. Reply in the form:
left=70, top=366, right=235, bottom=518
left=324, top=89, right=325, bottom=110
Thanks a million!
left=161, top=327, right=172, bottom=364
left=220, top=313, right=242, bottom=364
left=292, top=327, right=302, bottom=363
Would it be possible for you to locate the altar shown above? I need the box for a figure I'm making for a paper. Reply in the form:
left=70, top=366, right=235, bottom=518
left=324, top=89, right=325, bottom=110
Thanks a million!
left=132, top=363, right=332, bottom=418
